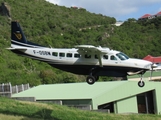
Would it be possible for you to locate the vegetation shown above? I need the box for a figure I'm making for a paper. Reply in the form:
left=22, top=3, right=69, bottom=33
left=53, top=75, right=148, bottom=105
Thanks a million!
left=0, top=97, right=160, bottom=120
left=0, top=0, right=161, bottom=86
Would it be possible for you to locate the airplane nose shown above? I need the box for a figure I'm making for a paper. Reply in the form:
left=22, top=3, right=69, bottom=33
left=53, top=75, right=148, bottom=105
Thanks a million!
left=144, top=61, right=157, bottom=70
left=151, top=63, right=157, bottom=69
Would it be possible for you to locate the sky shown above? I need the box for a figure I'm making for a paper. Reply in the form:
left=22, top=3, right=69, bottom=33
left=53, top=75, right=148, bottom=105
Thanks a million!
left=46, top=0, right=161, bottom=21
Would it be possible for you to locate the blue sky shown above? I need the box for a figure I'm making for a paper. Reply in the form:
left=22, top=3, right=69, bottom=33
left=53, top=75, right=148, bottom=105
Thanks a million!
left=46, top=0, right=161, bottom=21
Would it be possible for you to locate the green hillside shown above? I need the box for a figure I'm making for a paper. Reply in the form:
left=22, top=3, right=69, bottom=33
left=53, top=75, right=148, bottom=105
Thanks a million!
left=0, top=97, right=161, bottom=120
left=0, top=0, right=161, bottom=86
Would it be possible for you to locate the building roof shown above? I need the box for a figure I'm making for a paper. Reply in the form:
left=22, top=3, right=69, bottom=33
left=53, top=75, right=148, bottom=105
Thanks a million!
left=156, top=11, right=161, bottom=15
left=12, top=81, right=160, bottom=102
left=139, top=11, right=161, bottom=19
left=143, top=55, right=161, bottom=63
left=12, top=81, right=161, bottom=112
left=12, top=81, right=126, bottom=100
left=140, top=14, right=151, bottom=18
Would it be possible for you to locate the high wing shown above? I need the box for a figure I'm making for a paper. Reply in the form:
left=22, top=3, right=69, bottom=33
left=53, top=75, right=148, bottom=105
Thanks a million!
left=75, top=45, right=110, bottom=67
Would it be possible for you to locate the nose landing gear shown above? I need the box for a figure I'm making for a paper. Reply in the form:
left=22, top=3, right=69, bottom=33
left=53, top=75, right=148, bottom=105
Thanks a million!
left=138, top=74, right=145, bottom=87
left=138, top=80, right=145, bottom=87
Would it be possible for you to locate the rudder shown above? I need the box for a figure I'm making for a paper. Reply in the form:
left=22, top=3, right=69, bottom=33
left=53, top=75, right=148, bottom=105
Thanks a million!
left=11, top=21, right=27, bottom=44
left=11, top=21, right=44, bottom=48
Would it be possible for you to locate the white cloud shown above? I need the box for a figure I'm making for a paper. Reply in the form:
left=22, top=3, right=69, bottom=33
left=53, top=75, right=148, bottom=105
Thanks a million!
left=46, top=0, right=60, bottom=4
left=46, top=0, right=161, bottom=20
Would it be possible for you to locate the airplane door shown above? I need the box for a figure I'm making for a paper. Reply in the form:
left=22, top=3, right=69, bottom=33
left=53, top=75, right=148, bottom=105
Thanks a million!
left=109, top=55, right=120, bottom=65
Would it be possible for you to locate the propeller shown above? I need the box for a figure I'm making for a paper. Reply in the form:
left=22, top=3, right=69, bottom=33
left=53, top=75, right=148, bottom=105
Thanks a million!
left=150, top=63, right=157, bottom=80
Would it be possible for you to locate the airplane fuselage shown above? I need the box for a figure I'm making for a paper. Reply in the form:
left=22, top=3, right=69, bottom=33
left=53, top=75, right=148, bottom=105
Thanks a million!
left=11, top=44, right=152, bottom=77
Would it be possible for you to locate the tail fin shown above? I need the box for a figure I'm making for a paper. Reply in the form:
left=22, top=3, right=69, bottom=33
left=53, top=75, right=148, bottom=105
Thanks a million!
left=11, top=21, right=43, bottom=48
left=11, top=21, right=27, bottom=44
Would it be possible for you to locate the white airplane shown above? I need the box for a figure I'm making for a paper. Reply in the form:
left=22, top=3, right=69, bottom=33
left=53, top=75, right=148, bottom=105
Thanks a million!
left=8, top=21, right=157, bottom=87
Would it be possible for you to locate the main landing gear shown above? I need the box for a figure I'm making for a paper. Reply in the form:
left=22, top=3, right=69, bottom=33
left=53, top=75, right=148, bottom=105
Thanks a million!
left=86, top=67, right=99, bottom=85
left=86, top=75, right=99, bottom=85
left=138, top=74, right=145, bottom=87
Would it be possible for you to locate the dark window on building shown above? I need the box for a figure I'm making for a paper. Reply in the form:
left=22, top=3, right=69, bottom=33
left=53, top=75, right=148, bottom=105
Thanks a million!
left=98, top=102, right=114, bottom=113
left=137, top=91, right=155, bottom=114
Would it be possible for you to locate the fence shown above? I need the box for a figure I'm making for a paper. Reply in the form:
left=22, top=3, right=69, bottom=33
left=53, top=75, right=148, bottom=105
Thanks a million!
left=0, top=83, right=30, bottom=97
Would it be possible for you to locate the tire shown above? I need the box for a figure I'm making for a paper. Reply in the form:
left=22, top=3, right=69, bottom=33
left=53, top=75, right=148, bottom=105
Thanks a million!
left=86, top=76, right=95, bottom=85
left=94, top=76, right=99, bottom=81
left=138, top=81, right=145, bottom=87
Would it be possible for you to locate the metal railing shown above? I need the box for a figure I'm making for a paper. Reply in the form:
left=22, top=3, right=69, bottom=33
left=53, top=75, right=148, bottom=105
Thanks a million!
left=0, top=83, right=30, bottom=97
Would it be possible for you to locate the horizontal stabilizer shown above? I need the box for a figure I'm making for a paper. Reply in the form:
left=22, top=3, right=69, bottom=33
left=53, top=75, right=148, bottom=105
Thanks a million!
left=6, top=47, right=27, bottom=50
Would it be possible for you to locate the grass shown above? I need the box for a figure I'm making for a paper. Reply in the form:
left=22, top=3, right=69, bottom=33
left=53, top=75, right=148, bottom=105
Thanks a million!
left=0, top=114, right=41, bottom=120
left=0, top=97, right=161, bottom=120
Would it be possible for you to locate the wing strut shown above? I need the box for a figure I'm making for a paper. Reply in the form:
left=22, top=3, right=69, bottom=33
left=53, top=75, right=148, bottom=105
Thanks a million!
left=98, top=54, right=103, bottom=67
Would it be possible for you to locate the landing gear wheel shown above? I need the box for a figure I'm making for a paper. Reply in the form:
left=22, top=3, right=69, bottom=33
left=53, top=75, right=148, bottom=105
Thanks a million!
left=138, top=81, right=145, bottom=87
left=94, top=76, right=99, bottom=81
left=86, top=76, right=95, bottom=85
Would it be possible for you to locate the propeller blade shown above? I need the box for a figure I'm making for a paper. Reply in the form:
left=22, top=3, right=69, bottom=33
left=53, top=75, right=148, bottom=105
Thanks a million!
left=150, top=63, right=157, bottom=80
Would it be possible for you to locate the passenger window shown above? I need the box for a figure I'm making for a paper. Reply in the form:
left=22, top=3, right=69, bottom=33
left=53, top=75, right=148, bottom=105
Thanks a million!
left=74, top=53, right=80, bottom=58
left=52, top=52, right=58, bottom=57
left=59, top=53, right=65, bottom=57
left=103, top=55, right=108, bottom=60
left=85, top=54, right=91, bottom=59
left=110, top=55, right=117, bottom=60
left=95, top=55, right=98, bottom=59
left=67, top=53, right=72, bottom=57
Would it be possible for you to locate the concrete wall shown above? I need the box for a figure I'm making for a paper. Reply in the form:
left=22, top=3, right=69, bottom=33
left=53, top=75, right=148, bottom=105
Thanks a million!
left=13, top=97, right=36, bottom=102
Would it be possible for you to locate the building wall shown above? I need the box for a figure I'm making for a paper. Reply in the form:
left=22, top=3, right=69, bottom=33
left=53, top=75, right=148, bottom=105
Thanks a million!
left=63, top=99, right=92, bottom=110
left=154, top=88, right=161, bottom=114
left=92, top=81, right=153, bottom=110
left=115, top=96, right=138, bottom=114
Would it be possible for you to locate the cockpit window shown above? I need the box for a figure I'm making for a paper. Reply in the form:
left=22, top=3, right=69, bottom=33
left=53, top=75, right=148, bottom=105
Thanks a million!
left=110, top=55, right=117, bottom=60
left=116, top=52, right=129, bottom=60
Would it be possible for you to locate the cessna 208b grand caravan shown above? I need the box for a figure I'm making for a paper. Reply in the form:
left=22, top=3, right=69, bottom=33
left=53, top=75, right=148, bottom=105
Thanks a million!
left=8, top=21, right=157, bottom=87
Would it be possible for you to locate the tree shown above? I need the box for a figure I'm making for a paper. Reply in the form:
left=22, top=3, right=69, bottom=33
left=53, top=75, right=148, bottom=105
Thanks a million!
left=39, top=69, right=56, bottom=84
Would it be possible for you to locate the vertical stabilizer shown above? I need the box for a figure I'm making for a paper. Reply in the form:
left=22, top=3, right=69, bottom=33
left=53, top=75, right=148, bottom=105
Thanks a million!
left=11, top=21, right=43, bottom=48
left=11, top=21, right=27, bottom=44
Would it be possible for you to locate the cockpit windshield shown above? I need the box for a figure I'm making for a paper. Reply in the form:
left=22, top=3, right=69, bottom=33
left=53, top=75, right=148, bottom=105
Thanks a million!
left=116, top=52, right=129, bottom=60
